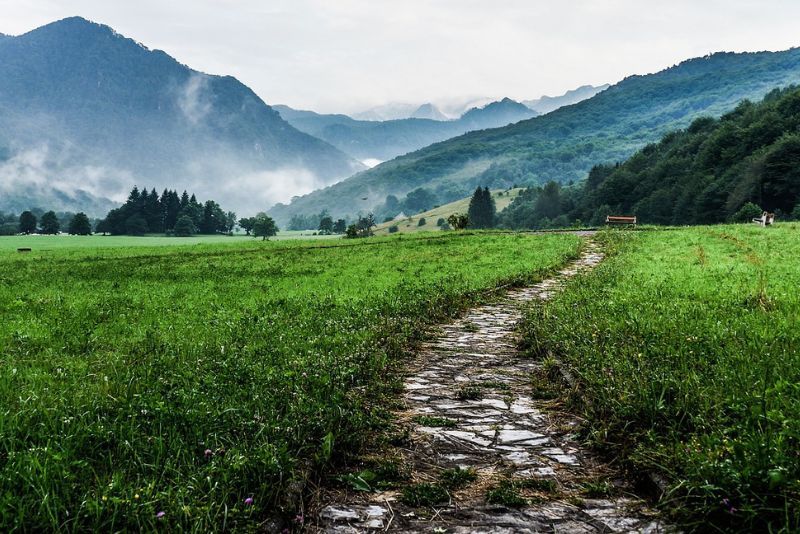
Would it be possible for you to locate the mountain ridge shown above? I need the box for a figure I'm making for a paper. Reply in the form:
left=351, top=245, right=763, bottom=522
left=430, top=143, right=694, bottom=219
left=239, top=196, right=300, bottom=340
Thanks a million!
left=268, top=47, right=800, bottom=225
left=275, top=97, right=537, bottom=162
left=0, top=16, right=364, bottom=216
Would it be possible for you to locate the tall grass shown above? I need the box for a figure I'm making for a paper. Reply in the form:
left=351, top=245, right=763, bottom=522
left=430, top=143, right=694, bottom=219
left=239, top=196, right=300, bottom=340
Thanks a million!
left=522, top=224, right=800, bottom=530
left=0, top=232, right=580, bottom=531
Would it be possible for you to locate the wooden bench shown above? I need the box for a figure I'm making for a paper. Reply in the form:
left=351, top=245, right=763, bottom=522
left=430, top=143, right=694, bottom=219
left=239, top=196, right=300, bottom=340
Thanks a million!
left=752, top=212, right=775, bottom=226
left=605, top=215, right=637, bottom=226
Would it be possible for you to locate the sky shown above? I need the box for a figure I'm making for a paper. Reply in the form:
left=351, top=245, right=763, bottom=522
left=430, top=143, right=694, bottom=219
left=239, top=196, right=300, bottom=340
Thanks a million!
left=1, top=0, right=800, bottom=114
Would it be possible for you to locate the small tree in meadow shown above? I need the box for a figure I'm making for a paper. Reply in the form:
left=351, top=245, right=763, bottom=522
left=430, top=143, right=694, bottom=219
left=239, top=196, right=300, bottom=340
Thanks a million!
left=318, top=216, right=334, bottom=234
left=447, top=213, right=469, bottom=230
left=19, top=211, right=37, bottom=234
left=68, top=212, right=92, bottom=235
left=238, top=217, right=255, bottom=235
left=40, top=211, right=60, bottom=234
left=418, top=217, right=427, bottom=226
left=333, top=219, right=347, bottom=234
left=253, top=213, right=278, bottom=240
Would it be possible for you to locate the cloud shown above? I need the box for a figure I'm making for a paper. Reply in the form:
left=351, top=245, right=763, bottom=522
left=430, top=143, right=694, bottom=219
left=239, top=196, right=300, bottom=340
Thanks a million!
left=0, top=145, right=132, bottom=213
left=177, top=74, right=212, bottom=125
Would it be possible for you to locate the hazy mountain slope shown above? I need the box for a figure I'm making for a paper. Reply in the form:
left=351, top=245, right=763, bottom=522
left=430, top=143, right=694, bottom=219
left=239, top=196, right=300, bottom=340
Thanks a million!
left=523, top=84, right=609, bottom=114
left=269, top=48, right=800, bottom=224
left=411, top=103, right=448, bottom=120
left=0, top=17, right=363, bottom=216
left=275, top=98, right=536, bottom=162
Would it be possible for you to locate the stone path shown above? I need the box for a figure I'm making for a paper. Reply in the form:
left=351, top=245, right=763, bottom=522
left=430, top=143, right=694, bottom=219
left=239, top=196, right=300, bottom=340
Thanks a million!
left=312, top=242, right=667, bottom=533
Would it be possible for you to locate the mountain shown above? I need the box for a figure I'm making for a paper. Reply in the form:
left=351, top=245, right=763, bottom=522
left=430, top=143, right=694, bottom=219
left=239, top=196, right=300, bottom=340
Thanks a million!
left=411, top=103, right=448, bottom=120
left=502, top=85, right=800, bottom=229
left=352, top=103, right=422, bottom=121
left=0, top=17, right=363, bottom=216
left=523, top=84, right=609, bottom=114
left=275, top=98, right=537, bottom=162
left=268, top=48, right=800, bottom=225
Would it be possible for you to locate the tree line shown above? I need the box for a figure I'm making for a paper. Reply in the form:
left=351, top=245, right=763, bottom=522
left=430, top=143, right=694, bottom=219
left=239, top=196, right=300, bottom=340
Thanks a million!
left=96, top=187, right=238, bottom=236
left=0, top=209, right=94, bottom=236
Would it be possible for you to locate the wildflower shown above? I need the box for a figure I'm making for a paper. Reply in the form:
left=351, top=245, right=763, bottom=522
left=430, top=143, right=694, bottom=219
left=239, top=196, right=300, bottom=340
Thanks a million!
left=204, top=449, right=213, bottom=458
left=101, top=495, right=108, bottom=502
left=134, top=493, right=140, bottom=500
left=156, top=511, right=166, bottom=519
left=721, top=498, right=737, bottom=514
left=244, top=497, right=254, bottom=506
left=295, top=512, right=305, bottom=524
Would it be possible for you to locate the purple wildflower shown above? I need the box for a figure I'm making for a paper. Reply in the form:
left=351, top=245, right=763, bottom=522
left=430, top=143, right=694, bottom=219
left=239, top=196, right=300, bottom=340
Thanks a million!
left=721, top=498, right=737, bottom=514
left=156, top=511, right=166, bottom=519
left=244, top=497, right=254, bottom=506
left=295, top=512, right=305, bottom=524
left=204, top=449, right=213, bottom=458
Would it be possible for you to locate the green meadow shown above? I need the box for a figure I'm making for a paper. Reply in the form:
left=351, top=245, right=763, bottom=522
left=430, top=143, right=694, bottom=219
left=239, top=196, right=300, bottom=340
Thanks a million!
left=0, top=231, right=580, bottom=531
left=522, top=223, right=800, bottom=530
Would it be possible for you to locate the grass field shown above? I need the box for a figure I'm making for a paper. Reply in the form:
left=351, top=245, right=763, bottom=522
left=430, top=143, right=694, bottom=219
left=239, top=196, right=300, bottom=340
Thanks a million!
left=522, top=223, right=800, bottom=530
left=0, top=231, right=339, bottom=253
left=0, top=231, right=580, bottom=531
left=373, top=188, right=523, bottom=236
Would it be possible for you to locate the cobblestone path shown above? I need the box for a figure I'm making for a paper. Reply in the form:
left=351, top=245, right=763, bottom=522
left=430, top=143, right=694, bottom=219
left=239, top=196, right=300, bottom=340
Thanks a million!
left=313, top=242, right=667, bottom=533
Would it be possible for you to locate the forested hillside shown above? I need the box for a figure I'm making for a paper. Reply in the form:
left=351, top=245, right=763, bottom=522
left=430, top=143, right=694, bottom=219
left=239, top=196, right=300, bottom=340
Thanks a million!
left=269, top=48, right=800, bottom=225
left=500, top=86, right=800, bottom=228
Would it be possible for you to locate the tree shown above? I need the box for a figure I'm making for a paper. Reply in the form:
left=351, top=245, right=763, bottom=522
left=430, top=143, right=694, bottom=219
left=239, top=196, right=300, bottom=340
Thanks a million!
left=225, top=211, right=237, bottom=234
left=402, top=188, right=438, bottom=214
left=238, top=217, right=256, bottom=235
left=125, top=215, right=148, bottom=236
left=333, top=219, right=347, bottom=233
left=447, top=213, right=469, bottom=230
left=253, top=213, right=278, bottom=240
left=68, top=213, right=92, bottom=235
left=418, top=217, right=427, bottom=226
left=467, top=186, right=496, bottom=228
left=436, top=217, right=446, bottom=227
left=40, top=211, right=60, bottom=234
left=318, top=216, right=334, bottom=234
left=19, top=211, right=37, bottom=234
left=173, top=215, right=196, bottom=237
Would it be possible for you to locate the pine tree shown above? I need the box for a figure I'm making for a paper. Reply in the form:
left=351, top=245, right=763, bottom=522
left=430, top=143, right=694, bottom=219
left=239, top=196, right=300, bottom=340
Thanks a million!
left=467, top=186, right=496, bottom=229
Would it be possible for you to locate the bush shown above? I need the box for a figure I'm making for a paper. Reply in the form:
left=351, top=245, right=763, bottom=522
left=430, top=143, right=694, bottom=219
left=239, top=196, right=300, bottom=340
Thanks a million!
left=732, top=202, right=763, bottom=223
left=436, top=218, right=446, bottom=227
left=388, top=225, right=399, bottom=233
left=173, top=215, right=196, bottom=237
left=417, top=218, right=426, bottom=226
left=792, top=204, right=800, bottom=220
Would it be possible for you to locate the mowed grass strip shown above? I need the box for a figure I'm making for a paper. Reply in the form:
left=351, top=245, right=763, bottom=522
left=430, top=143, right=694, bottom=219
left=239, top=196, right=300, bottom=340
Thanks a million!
left=0, top=231, right=580, bottom=531
left=521, top=224, right=800, bottom=530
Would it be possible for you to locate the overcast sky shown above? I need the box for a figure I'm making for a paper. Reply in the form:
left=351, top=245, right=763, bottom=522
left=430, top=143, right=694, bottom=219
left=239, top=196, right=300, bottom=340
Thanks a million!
left=2, top=0, right=799, bottom=114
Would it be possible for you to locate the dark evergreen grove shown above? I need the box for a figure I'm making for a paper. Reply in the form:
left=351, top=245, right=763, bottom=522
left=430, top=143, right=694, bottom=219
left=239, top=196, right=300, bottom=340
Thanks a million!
left=97, top=186, right=237, bottom=236
left=500, top=86, right=800, bottom=229
left=467, top=187, right=496, bottom=229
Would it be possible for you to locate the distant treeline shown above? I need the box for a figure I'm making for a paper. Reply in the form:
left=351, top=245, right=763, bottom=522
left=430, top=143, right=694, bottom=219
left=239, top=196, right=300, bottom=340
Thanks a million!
left=0, top=209, right=95, bottom=235
left=501, top=86, right=800, bottom=228
left=98, top=187, right=236, bottom=236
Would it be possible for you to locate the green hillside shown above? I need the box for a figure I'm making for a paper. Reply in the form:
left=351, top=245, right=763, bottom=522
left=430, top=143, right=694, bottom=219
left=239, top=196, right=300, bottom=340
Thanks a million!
left=500, top=85, right=800, bottom=228
left=269, top=48, right=800, bottom=226
left=373, top=188, right=523, bottom=235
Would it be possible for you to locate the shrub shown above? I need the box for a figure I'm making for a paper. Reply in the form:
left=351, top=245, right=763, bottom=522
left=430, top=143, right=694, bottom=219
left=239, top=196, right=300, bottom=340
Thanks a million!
left=388, top=225, right=399, bottom=233
left=436, top=218, right=446, bottom=227
left=417, top=218, right=426, bottom=226
left=732, top=202, right=763, bottom=223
